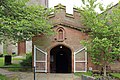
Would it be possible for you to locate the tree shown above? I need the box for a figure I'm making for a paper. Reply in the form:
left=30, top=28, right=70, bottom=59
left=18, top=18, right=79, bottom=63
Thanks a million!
left=78, top=0, right=120, bottom=77
left=0, top=0, right=53, bottom=43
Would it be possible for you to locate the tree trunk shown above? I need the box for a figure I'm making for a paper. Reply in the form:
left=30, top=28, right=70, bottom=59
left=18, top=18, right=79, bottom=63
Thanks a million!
left=103, top=64, right=107, bottom=77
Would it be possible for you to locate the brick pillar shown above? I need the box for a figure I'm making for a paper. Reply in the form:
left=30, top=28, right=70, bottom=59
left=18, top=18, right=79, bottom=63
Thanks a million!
left=18, top=41, right=26, bottom=56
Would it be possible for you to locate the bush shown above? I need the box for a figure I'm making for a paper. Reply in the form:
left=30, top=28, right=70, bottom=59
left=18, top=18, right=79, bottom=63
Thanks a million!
left=20, top=53, right=32, bottom=71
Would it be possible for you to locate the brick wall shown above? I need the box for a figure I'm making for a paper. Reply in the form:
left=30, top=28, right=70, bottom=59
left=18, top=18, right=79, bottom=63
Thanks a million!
left=32, top=4, right=94, bottom=72
left=18, top=41, right=26, bottom=56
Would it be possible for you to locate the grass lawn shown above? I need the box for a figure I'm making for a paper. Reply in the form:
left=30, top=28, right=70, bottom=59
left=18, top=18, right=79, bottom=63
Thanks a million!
left=0, top=57, right=4, bottom=67
left=75, top=72, right=120, bottom=79
left=0, top=56, right=32, bottom=72
left=110, top=73, right=120, bottom=79
left=75, top=71, right=93, bottom=77
left=0, top=57, right=24, bottom=67
left=0, top=74, right=8, bottom=80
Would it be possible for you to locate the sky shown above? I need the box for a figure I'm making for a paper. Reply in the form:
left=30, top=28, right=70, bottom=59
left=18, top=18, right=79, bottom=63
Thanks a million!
left=49, top=0, right=119, bottom=13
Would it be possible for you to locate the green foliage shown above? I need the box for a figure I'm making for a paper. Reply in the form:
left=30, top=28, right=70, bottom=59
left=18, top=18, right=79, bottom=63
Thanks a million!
left=0, top=57, right=24, bottom=67
left=78, top=0, right=120, bottom=76
left=20, top=53, right=32, bottom=68
left=0, top=73, right=18, bottom=80
left=0, top=74, right=8, bottom=80
left=86, top=38, right=117, bottom=65
left=7, top=64, right=21, bottom=71
left=0, top=0, right=54, bottom=43
left=75, top=71, right=93, bottom=77
left=110, top=73, right=120, bottom=79
left=0, top=57, right=4, bottom=67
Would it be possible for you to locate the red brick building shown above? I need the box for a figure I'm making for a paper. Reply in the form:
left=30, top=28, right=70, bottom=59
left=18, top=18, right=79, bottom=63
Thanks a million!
left=32, top=4, right=94, bottom=73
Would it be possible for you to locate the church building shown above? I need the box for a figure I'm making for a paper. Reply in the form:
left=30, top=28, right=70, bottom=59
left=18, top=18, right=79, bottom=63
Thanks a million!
left=0, top=0, right=119, bottom=73
left=32, top=4, right=93, bottom=73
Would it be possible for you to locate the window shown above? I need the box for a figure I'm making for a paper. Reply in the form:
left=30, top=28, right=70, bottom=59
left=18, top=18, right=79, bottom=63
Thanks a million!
left=56, top=27, right=66, bottom=41
left=58, top=29, right=63, bottom=40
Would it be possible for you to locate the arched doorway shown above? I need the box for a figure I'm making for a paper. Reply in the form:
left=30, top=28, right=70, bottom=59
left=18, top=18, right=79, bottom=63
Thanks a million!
left=50, top=45, right=72, bottom=73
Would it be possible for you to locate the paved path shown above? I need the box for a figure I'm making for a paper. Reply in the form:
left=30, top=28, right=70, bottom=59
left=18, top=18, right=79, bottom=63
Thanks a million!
left=0, top=68, right=81, bottom=80
left=0, top=68, right=18, bottom=80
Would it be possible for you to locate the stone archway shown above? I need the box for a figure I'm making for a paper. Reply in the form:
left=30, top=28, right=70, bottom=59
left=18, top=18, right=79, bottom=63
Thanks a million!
left=50, top=45, right=72, bottom=73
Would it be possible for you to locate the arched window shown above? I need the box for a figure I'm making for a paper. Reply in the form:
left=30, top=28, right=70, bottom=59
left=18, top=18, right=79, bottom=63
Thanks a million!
left=55, top=27, right=66, bottom=41
left=58, top=29, right=63, bottom=40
